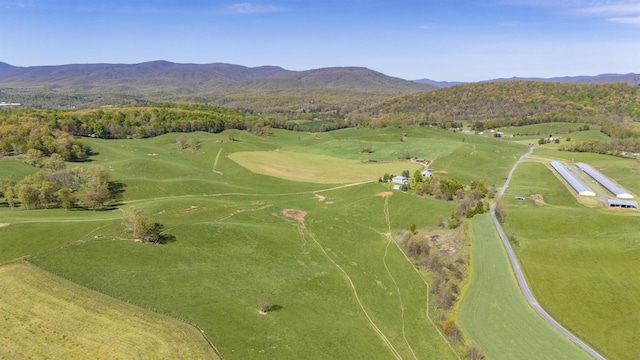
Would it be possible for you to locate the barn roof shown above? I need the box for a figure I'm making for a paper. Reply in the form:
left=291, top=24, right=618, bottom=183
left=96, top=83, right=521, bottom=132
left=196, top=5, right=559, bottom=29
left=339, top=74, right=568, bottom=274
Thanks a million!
left=550, top=161, right=596, bottom=197
left=576, top=163, right=633, bottom=199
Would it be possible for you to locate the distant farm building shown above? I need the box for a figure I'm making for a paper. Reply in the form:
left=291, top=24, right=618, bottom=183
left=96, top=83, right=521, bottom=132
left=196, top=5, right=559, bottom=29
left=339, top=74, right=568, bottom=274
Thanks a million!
left=392, top=176, right=408, bottom=185
left=606, top=199, right=638, bottom=209
left=576, top=163, right=634, bottom=199
left=421, top=169, right=433, bottom=178
left=549, top=161, right=596, bottom=196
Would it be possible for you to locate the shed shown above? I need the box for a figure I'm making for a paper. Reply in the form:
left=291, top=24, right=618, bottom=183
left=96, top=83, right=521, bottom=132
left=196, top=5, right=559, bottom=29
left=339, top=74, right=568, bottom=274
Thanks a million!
left=606, top=199, right=638, bottom=209
left=421, top=169, right=433, bottom=178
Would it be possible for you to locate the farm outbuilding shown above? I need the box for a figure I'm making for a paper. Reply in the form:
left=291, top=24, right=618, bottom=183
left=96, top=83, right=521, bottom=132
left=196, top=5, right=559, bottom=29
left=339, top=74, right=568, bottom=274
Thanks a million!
left=606, top=199, right=638, bottom=209
left=550, top=161, right=596, bottom=196
left=421, top=169, right=433, bottom=178
left=576, top=163, right=634, bottom=199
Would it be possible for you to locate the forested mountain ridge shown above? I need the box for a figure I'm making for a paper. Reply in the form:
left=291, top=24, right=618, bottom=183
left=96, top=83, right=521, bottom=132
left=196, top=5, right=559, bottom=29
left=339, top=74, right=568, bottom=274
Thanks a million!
left=415, top=73, right=640, bottom=88
left=353, top=81, right=640, bottom=127
left=0, top=61, right=434, bottom=110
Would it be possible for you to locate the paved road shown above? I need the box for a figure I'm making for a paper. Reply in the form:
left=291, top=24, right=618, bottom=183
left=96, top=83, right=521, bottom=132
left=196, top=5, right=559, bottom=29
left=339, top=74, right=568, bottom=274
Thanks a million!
left=489, top=147, right=606, bottom=360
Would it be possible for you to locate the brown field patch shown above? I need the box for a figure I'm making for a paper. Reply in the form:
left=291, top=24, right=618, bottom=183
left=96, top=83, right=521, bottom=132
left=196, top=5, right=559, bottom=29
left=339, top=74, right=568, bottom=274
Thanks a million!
left=529, top=194, right=546, bottom=205
left=377, top=192, right=393, bottom=197
left=0, top=223, right=9, bottom=228
left=282, top=209, right=306, bottom=222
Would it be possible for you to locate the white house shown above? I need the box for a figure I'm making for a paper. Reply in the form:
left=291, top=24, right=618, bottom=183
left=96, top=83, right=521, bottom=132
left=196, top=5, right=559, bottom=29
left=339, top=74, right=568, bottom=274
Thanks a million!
left=392, top=176, right=408, bottom=185
left=421, top=169, right=433, bottom=178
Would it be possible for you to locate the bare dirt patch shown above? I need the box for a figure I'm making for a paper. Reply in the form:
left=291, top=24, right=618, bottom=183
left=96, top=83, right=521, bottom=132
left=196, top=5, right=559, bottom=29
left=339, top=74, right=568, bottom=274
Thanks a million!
left=377, top=192, right=393, bottom=198
left=0, top=223, right=9, bottom=228
left=282, top=209, right=307, bottom=222
left=252, top=201, right=265, bottom=205
left=314, top=194, right=326, bottom=202
left=529, top=194, right=546, bottom=205
left=147, top=153, right=158, bottom=156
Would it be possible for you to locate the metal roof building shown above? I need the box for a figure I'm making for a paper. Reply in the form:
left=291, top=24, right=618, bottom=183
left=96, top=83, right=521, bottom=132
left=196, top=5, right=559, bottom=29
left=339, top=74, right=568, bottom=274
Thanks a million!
left=606, top=199, right=638, bottom=209
left=576, top=163, right=634, bottom=199
left=550, top=161, right=596, bottom=196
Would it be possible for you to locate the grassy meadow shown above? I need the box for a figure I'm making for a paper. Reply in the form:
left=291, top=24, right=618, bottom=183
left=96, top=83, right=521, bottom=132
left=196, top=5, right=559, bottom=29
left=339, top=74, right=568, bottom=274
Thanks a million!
left=3, top=126, right=529, bottom=359
left=3, top=123, right=637, bottom=358
left=501, top=153, right=640, bottom=359
left=458, top=214, right=589, bottom=359
left=0, top=262, right=218, bottom=359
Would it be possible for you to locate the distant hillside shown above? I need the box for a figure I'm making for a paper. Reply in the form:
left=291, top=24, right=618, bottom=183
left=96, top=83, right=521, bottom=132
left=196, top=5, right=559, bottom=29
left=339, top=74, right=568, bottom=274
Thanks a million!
left=415, top=73, right=640, bottom=87
left=354, top=80, right=640, bottom=127
left=489, top=73, right=640, bottom=86
left=414, top=78, right=465, bottom=88
left=0, top=61, right=434, bottom=110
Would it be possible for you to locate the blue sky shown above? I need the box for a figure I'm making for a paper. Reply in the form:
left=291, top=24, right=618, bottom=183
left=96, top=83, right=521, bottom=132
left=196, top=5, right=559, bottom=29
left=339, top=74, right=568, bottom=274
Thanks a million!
left=0, top=0, right=639, bottom=81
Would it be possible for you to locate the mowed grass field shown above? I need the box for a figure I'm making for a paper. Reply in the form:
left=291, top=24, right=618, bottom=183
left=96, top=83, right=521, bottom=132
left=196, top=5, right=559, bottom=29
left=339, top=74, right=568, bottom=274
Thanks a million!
left=0, top=262, right=218, bottom=359
left=502, top=154, right=640, bottom=359
left=5, top=126, right=524, bottom=359
left=458, top=214, right=590, bottom=359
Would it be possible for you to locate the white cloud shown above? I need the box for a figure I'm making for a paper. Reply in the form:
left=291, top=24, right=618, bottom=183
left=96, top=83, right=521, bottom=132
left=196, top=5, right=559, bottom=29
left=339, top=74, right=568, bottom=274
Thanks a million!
left=227, top=2, right=285, bottom=14
left=578, top=3, right=640, bottom=16
left=607, top=16, right=640, bottom=23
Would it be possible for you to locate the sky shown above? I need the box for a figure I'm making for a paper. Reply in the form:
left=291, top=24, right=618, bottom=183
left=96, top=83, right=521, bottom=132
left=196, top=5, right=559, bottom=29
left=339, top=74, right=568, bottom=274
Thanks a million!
left=0, top=0, right=639, bottom=82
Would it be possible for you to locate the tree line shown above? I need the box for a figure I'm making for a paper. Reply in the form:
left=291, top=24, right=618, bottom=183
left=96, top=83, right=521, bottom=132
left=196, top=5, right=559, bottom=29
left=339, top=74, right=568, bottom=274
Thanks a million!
left=1, top=165, right=118, bottom=210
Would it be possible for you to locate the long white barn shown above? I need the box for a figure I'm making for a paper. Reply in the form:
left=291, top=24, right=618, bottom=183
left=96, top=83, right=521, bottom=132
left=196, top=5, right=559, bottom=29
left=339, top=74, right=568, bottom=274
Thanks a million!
left=576, top=163, right=634, bottom=199
left=550, top=161, right=596, bottom=197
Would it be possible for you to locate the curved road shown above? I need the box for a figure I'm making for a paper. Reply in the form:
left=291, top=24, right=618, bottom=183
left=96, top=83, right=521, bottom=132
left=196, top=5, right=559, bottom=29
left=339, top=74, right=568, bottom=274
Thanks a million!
left=489, top=147, right=605, bottom=360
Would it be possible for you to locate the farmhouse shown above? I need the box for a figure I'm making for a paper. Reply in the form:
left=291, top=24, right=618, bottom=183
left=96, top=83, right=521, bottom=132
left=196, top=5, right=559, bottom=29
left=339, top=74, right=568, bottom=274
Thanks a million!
left=392, top=176, right=408, bottom=185
left=606, top=199, right=638, bottom=209
left=576, top=162, right=634, bottom=199
left=549, top=161, right=596, bottom=197
left=421, top=169, right=433, bottom=178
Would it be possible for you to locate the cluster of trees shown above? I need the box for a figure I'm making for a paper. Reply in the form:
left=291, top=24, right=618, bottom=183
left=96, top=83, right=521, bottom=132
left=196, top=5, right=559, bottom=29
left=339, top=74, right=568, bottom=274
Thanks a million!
left=122, top=207, right=173, bottom=244
left=0, top=118, right=92, bottom=160
left=400, top=229, right=467, bottom=311
left=1, top=166, right=117, bottom=210
left=399, top=226, right=483, bottom=356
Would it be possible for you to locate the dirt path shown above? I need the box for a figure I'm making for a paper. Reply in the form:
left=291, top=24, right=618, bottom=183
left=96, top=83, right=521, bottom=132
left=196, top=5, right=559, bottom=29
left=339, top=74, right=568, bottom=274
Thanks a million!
left=380, top=196, right=419, bottom=360
left=282, top=209, right=404, bottom=360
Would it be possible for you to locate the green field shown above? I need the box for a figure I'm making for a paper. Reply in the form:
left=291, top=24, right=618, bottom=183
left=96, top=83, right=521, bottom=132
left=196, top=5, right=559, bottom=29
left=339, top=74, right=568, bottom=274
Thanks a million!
left=0, top=262, right=218, bottom=359
left=458, top=214, right=589, bottom=359
left=5, top=126, right=507, bottom=359
left=501, top=156, right=640, bottom=359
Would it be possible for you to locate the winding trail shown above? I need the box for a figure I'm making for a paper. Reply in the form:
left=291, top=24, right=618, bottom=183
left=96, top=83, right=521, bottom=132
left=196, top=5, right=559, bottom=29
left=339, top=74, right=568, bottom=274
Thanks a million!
left=287, top=214, right=404, bottom=360
left=490, top=147, right=605, bottom=360
left=381, top=196, right=418, bottom=360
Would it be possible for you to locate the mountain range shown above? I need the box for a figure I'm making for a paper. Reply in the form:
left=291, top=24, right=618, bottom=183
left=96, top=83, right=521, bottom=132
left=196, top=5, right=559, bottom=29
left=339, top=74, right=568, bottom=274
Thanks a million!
left=0, top=60, right=638, bottom=109
left=416, top=73, right=640, bottom=88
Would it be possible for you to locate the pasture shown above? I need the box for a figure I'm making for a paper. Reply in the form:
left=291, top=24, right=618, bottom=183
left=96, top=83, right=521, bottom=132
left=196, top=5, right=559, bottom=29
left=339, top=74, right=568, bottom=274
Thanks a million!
left=0, top=262, right=217, bottom=359
left=458, top=214, right=589, bottom=359
left=5, top=126, right=519, bottom=359
left=5, top=123, right=635, bottom=358
left=501, top=155, right=640, bottom=359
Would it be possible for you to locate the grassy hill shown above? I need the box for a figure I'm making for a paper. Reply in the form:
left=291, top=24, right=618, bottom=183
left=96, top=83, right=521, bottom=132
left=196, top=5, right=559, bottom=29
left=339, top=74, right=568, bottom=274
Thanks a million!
left=2, top=125, right=638, bottom=358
